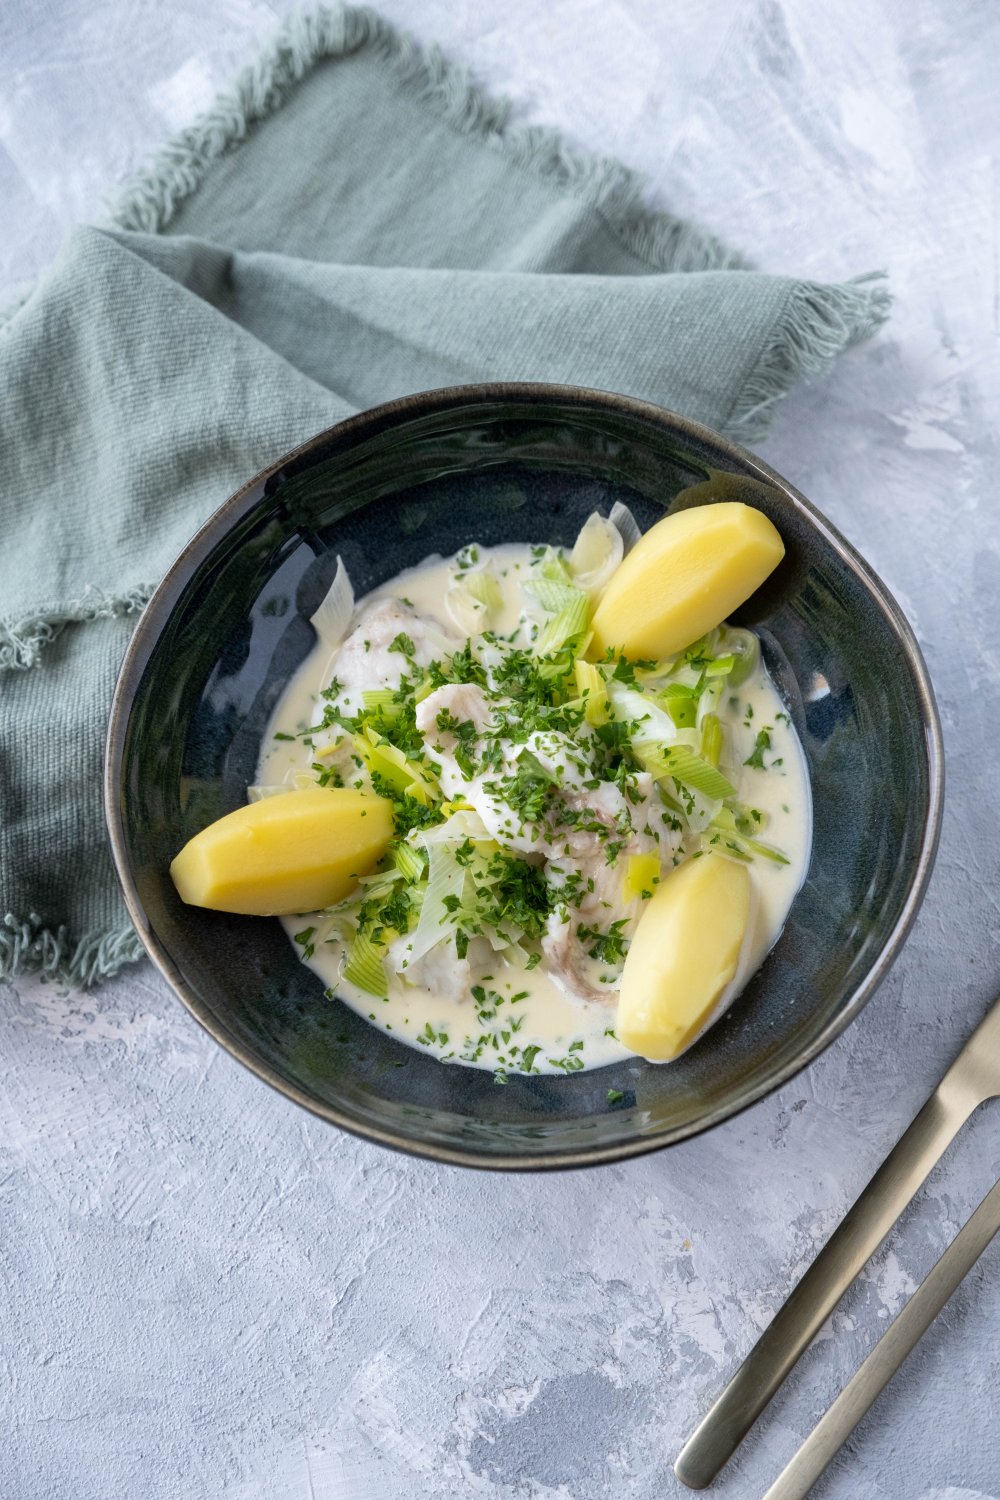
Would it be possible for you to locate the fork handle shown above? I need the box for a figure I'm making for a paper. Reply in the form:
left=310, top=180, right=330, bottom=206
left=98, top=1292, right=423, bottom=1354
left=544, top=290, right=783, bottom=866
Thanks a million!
left=762, top=1172, right=1000, bottom=1500
left=674, top=1077, right=978, bottom=1489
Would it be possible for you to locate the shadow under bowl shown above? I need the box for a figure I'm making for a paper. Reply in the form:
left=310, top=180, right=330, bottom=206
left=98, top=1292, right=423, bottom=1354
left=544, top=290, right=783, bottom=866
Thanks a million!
left=105, top=384, right=943, bottom=1169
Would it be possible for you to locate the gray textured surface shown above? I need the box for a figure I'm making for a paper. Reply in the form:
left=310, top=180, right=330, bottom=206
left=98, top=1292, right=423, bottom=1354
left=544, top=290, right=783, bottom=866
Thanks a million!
left=3, top=2, right=1000, bottom=1496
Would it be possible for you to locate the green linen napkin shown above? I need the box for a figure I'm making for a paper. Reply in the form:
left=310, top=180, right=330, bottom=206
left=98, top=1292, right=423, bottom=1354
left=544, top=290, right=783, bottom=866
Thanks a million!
left=0, top=4, right=889, bottom=987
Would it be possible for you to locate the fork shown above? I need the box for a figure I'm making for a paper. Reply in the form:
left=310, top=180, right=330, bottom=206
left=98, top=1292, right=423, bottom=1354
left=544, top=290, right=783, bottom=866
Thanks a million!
left=674, top=991, right=1000, bottom=1491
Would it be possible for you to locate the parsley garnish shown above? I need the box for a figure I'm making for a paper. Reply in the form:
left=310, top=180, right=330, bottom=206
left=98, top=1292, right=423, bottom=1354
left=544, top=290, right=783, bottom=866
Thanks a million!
left=744, top=728, right=772, bottom=770
left=388, top=631, right=416, bottom=659
left=576, top=918, right=629, bottom=965
left=488, top=748, right=558, bottom=826
left=293, top=926, right=316, bottom=959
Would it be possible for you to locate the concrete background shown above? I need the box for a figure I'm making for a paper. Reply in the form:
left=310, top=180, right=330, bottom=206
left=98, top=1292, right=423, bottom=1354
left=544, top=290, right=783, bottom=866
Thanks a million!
left=3, top=1, right=999, bottom=1496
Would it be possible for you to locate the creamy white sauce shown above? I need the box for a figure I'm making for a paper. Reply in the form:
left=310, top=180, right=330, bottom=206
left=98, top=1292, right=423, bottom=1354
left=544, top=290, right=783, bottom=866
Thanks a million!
left=259, top=542, right=811, bottom=1075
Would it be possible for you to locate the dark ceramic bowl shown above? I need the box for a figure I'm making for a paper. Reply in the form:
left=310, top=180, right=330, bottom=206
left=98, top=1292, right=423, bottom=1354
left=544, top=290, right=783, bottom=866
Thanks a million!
left=105, top=384, right=942, bottom=1170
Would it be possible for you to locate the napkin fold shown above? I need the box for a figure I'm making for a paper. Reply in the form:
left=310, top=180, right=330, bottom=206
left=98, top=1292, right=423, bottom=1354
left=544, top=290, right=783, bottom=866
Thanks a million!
left=0, top=3, right=889, bottom=986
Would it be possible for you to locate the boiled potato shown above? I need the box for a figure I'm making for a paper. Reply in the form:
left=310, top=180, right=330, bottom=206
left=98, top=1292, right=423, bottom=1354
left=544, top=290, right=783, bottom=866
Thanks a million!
left=590, top=502, right=784, bottom=660
left=617, top=852, right=751, bottom=1061
left=170, top=787, right=394, bottom=915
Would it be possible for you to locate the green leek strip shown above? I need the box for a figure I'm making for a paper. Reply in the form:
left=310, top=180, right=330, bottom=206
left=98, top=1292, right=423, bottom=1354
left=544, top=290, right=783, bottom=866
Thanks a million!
left=535, top=592, right=590, bottom=654
left=608, top=500, right=642, bottom=554
left=343, top=928, right=389, bottom=998
left=353, top=726, right=439, bottom=803
left=573, top=658, right=608, bottom=724
left=536, top=547, right=572, bottom=586
left=622, top=851, right=660, bottom=901
left=246, top=783, right=296, bottom=802
left=393, top=842, right=425, bottom=882
left=706, top=806, right=790, bottom=864
left=309, top=555, right=354, bottom=649
left=353, top=729, right=407, bottom=794
left=728, top=801, right=770, bottom=836
left=525, top=577, right=584, bottom=614
left=696, top=674, right=724, bottom=724
left=465, top=567, right=503, bottom=611
left=355, top=868, right=404, bottom=901
left=661, top=683, right=698, bottom=729
left=606, top=683, right=675, bottom=742
left=635, top=740, right=736, bottom=801
left=421, top=807, right=495, bottom=846
left=746, top=840, right=791, bottom=864
left=707, top=835, right=752, bottom=862
left=481, top=924, right=525, bottom=954
left=743, top=837, right=789, bottom=865
left=314, top=911, right=355, bottom=947
left=656, top=784, right=687, bottom=816
left=568, top=513, right=624, bottom=592
left=402, top=842, right=467, bottom=967
left=720, top=627, right=760, bottom=686
left=705, top=654, right=736, bottom=678
left=700, top=713, right=724, bottom=767
left=361, top=688, right=403, bottom=722
left=446, top=576, right=492, bottom=636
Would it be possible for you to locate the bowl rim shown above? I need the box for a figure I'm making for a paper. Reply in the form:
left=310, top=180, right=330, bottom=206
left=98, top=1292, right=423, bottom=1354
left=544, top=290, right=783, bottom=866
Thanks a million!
left=104, top=381, right=944, bottom=1170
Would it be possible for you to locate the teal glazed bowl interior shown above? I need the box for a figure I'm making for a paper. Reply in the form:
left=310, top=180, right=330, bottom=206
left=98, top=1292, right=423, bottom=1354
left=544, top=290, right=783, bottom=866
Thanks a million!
left=105, top=384, right=942, bottom=1170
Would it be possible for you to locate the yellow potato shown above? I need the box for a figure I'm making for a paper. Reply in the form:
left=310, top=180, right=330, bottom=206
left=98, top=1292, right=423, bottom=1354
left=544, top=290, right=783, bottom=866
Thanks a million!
left=170, top=787, right=394, bottom=916
left=590, top=502, right=784, bottom=660
left=617, top=852, right=751, bottom=1062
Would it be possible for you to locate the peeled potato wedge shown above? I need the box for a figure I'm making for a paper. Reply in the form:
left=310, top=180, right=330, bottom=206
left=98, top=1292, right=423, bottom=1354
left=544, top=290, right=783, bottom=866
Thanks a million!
left=617, top=852, right=752, bottom=1062
left=170, top=787, right=394, bottom=916
left=590, top=502, right=784, bottom=660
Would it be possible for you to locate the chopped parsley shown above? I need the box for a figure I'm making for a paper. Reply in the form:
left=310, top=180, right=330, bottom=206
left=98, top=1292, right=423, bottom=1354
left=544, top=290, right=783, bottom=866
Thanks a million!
left=576, top=919, right=630, bottom=966
left=744, top=728, right=772, bottom=770
left=293, top=925, right=316, bottom=959
left=388, top=631, right=416, bottom=660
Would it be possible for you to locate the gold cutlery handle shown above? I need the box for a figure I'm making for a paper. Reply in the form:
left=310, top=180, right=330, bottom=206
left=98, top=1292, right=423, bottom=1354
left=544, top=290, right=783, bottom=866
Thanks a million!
left=762, top=1173, right=1000, bottom=1500
left=675, top=1033, right=992, bottom=1490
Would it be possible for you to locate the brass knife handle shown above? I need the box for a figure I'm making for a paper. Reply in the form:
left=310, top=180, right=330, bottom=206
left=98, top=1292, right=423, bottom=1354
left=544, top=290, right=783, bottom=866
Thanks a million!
left=675, top=1063, right=983, bottom=1489
left=762, top=1172, right=1000, bottom=1500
